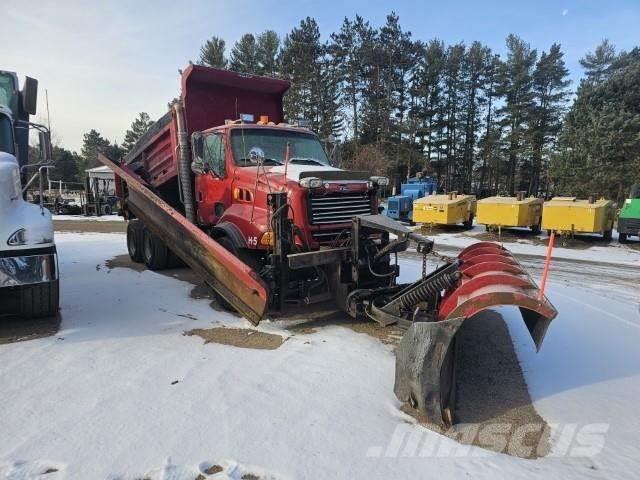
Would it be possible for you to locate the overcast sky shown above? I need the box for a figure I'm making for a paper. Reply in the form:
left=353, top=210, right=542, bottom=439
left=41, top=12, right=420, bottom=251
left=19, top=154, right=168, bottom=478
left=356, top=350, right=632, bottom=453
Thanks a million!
left=3, top=0, right=639, bottom=152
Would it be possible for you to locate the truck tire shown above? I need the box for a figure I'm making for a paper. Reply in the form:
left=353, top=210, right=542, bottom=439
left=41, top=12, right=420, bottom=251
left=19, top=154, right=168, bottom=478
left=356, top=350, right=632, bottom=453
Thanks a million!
left=619, top=232, right=628, bottom=243
left=530, top=221, right=542, bottom=235
left=127, top=220, right=144, bottom=263
left=102, top=204, right=112, bottom=215
left=142, top=228, right=169, bottom=270
left=20, top=280, right=60, bottom=319
left=463, top=213, right=474, bottom=230
left=603, top=229, right=613, bottom=241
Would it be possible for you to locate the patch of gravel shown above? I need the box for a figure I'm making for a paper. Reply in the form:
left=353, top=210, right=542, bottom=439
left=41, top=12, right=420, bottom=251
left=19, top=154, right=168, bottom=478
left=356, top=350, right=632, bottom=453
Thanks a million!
left=54, top=219, right=126, bottom=233
left=185, top=327, right=285, bottom=350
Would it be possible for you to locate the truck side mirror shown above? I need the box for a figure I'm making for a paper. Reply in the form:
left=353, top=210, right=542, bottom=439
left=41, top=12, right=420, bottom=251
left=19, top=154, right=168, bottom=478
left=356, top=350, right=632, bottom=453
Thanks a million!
left=192, top=132, right=203, bottom=161
left=21, top=77, right=38, bottom=116
left=190, top=132, right=209, bottom=175
left=38, top=130, right=51, bottom=163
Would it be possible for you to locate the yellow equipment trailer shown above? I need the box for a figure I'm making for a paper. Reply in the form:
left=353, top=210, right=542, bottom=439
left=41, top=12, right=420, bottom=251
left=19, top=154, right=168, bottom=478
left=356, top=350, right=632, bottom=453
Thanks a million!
left=413, top=192, right=476, bottom=228
left=477, top=192, right=543, bottom=233
left=541, top=196, right=615, bottom=239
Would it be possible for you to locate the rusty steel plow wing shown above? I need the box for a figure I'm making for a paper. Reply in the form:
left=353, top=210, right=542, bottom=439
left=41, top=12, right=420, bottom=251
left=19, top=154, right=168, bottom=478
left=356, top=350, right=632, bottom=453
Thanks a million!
left=98, top=154, right=269, bottom=324
left=394, top=241, right=557, bottom=427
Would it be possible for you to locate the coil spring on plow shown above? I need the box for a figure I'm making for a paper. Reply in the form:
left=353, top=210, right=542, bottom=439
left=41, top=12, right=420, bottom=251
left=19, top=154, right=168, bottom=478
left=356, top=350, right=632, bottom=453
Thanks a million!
left=394, top=262, right=461, bottom=312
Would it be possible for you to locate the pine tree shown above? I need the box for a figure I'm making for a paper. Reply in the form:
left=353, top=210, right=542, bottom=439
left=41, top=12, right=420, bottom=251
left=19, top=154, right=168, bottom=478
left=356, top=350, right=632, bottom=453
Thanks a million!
left=49, top=146, right=81, bottom=183
left=477, top=54, right=503, bottom=195
left=442, top=43, right=465, bottom=191
left=198, top=36, right=227, bottom=68
left=330, top=16, right=374, bottom=145
left=80, top=129, right=110, bottom=170
left=316, top=54, right=344, bottom=139
left=529, top=44, right=570, bottom=195
left=256, top=30, right=280, bottom=76
left=230, top=34, right=259, bottom=73
left=579, top=39, right=617, bottom=83
left=123, top=112, right=154, bottom=153
left=279, top=17, right=324, bottom=125
left=497, top=34, right=537, bottom=194
left=413, top=39, right=446, bottom=177
left=460, top=41, right=492, bottom=192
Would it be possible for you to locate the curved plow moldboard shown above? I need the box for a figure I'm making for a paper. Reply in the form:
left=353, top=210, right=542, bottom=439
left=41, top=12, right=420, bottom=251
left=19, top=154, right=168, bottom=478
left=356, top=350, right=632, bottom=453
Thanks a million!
left=440, top=241, right=557, bottom=350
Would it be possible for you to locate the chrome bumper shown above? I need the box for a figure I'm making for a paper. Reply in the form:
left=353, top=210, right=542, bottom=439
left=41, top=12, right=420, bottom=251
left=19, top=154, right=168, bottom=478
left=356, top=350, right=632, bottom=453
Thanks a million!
left=0, top=251, right=58, bottom=287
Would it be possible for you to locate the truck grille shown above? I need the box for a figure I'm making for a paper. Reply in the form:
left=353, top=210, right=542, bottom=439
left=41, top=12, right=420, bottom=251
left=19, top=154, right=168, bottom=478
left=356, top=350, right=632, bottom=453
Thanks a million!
left=311, top=229, right=351, bottom=243
left=622, top=218, right=640, bottom=231
left=309, top=193, right=373, bottom=225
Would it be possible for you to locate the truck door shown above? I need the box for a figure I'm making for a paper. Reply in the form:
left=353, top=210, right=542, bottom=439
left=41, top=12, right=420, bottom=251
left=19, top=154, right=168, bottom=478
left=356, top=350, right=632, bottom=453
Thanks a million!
left=194, top=132, right=230, bottom=225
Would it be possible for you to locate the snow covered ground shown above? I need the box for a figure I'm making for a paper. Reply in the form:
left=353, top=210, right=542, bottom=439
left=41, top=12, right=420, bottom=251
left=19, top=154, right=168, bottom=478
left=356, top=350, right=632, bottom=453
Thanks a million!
left=0, top=231, right=639, bottom=479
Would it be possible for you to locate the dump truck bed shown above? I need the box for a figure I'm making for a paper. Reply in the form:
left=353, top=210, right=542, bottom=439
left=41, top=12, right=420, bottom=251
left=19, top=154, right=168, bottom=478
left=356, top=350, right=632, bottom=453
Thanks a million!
left=123, top=66, right=290, bottom=189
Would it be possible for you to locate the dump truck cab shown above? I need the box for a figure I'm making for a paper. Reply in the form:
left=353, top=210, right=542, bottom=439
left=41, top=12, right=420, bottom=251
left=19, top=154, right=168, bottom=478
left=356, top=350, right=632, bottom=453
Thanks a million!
left=191, top=122, right=379, bottom=253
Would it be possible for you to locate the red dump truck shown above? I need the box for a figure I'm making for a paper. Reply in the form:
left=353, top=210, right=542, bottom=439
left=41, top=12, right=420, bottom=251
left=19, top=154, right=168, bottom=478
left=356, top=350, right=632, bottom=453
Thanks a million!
left=99, top=65, right=557, bottom=426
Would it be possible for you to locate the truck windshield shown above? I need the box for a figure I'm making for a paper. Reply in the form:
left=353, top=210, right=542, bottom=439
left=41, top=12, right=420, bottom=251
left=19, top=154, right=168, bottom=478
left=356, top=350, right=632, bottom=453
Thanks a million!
left=0, top=114, right=14, bottom=155
left=231, top=129, right=330, bottom=167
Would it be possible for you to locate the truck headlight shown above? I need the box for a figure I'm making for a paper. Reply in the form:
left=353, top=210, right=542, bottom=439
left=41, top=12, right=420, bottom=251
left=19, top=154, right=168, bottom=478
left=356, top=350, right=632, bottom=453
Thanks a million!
left=7, top=228, right=26, bottom=246
left=300, top=177, right=323, bottom=188
left=370, top=176, right=389, bottom=186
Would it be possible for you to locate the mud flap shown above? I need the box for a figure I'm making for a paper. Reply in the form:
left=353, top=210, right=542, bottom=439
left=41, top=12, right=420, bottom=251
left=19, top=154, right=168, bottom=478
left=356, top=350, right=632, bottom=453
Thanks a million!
left=394, top=317, right=465, bottom=427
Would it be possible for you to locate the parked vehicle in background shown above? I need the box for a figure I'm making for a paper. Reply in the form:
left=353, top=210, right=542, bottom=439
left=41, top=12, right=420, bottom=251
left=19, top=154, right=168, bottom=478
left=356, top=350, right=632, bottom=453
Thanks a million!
left=542, top=196, right=615, bottom=240
left=0, top=70, right=59, bottom=318
left=477, top=192, right=543, bottom=233
left=385, top=173, right=438, bottom=223
left=618, top=184, right=640, bottom=243
left=413, top=192, right=477, bottom=229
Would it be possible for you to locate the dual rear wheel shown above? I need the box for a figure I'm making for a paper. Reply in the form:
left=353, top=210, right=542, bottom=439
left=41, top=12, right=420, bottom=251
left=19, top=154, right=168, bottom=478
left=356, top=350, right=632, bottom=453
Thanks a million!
left=126, top=219, right=256, bottom=312
left=127, top=219, right=170, bottom=270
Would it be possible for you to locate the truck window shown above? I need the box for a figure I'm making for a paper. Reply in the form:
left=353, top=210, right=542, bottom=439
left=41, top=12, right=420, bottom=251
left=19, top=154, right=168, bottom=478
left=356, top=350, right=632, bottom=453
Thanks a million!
left=231, top=129, right=329, bottom=167
left=203, top=133, right=225, bottom=177
left=0, top=72, right=19, bottom=115
left=0, top=114, right=15, bottom=155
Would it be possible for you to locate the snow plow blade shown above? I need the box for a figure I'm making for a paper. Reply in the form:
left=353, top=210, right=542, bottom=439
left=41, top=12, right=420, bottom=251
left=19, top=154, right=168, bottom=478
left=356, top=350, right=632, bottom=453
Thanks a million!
left=98, top=154, right=269, bottom=324
left=394, top=241, right=557, bottom=426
